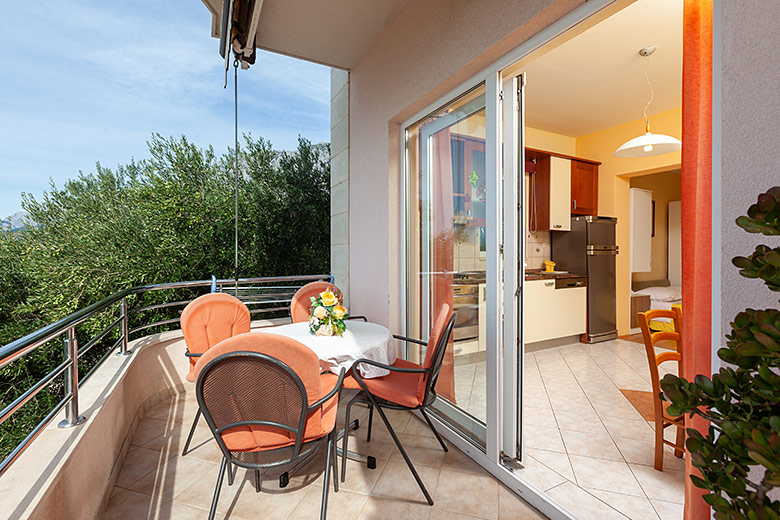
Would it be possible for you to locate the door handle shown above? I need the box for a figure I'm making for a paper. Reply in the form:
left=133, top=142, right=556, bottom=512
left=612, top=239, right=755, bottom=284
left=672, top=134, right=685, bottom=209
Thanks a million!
left=545, top=281, right=554, bottom=287
left=573, top=199, right=577, bottom=210
left=553, top=224, right=562, bottom=229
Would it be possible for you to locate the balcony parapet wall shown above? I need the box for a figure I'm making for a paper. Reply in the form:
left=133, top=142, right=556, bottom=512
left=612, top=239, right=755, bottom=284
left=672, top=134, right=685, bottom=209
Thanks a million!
left=0, top=319, right=286, bottom=520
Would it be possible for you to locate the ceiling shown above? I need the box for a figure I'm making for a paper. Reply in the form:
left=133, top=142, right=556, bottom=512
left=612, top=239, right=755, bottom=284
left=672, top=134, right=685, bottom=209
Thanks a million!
left=200, top=0, right=406, bottom=69
left=520, top=0, right=682, bottom=138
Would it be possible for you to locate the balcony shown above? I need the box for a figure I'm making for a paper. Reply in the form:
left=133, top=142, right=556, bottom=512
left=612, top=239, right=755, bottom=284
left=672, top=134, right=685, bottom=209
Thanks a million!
left=0, top=276, right=545, bottom=520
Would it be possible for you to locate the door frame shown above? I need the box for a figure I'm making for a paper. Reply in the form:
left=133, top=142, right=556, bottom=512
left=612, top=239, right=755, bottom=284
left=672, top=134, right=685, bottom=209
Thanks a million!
left=399, top=1, right=621, bottom=518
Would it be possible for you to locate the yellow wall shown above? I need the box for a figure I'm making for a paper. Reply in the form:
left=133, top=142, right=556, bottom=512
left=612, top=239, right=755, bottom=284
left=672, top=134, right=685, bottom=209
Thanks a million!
left=630, top=170, right=682, bottom=284
left=575, top=107, right=681, bottom=335
left=526, top=127, right=577, bottom=156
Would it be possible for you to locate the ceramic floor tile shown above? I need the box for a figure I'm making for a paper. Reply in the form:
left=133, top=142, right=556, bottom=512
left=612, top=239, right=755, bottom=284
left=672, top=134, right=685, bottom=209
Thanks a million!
left=560, top=429, right=624, bottom=461
left=524, top=405, right=559, bottom=430
left=102, top=489, right=172, bottom=520
left=515, top=454, right=569, bottom=492
left=131, top=418, right=171, bottom=447
left=433, top=468, right=500, bottom=519
left=568, top=455, right=644, bottom=497
left=545, top=482, right=628, bottom=520
left=603, top=416, right=655, bottom=440
left=357, top=496, right=432, bottom=520
left=612, top=434, right=685, bottom=470
left=524, top=448, right=575, bottom=482
left=370, top=461, right=440, bottom=503
left=588, top=489, right=661, bottom=520
left=629, top=464, right=686, bottom=503
left=288, top=485, right=368, bottom=520
left=115, top=445, right=177, bottom=489
left=127, top=454, right=218, bottom=500
left=497, top=484, right=547, bottom=519
left=524, top=424, right=565, bottom=453
left=650, top=499, right=684, bottom=520
left=440, top=445, right=488, bottom=476
left=552, top=408, right=607, bottom=434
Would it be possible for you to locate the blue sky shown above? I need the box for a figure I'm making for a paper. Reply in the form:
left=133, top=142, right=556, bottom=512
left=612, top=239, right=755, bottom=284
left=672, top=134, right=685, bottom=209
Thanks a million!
left=0, top=0, right=331, bottom=218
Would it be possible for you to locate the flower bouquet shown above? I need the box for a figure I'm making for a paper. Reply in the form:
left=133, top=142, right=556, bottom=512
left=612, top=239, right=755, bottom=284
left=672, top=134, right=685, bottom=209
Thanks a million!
left=308, top=289, right=349, bottom=336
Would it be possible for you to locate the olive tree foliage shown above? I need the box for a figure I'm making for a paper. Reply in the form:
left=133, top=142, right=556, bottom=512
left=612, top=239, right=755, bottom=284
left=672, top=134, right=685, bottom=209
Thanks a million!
left=0, top=133, right=330, bottom=459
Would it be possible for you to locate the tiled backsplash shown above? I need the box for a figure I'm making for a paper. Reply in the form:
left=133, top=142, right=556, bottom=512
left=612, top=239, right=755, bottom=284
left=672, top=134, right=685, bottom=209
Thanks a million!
left=526, top=230, right=551, bottom=269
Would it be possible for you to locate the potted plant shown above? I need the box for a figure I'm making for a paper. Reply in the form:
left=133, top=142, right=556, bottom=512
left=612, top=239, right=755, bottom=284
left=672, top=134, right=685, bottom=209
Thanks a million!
left=661, top=187, right=780, bottom=519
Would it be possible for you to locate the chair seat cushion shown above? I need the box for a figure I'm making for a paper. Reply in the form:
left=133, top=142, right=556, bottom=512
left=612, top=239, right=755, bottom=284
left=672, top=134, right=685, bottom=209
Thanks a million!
left=360, top=359, right=424, bottom=408
left=185, top=371, right=196, bottom=383
left=223, top=372, right=340, bottom=452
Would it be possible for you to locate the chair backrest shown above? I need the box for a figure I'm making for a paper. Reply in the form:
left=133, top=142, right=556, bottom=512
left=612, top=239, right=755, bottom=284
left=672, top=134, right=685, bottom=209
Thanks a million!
left=290, top=281, right=342, bottom=323
left=637, top=308, right=683, bottom=419
left=418, top=304, right=456, bottom=404
left=194, top=333, right=325, bottom=458
left=181, top=293, right=251, bottom=375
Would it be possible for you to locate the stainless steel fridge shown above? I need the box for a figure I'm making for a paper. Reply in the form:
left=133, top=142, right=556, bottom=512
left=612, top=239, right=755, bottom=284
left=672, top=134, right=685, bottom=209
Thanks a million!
left=551, top=216, right=618, bottom=343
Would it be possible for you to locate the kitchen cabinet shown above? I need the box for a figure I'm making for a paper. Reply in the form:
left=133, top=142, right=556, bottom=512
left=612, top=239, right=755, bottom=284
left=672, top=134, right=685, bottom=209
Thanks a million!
left=523, top=278, right=587, bottom=343
left=527, top=148, right=600, bottom=231
left=571, top=160, right=598, bottom=215
left=530, top=155, right=571, bottom=231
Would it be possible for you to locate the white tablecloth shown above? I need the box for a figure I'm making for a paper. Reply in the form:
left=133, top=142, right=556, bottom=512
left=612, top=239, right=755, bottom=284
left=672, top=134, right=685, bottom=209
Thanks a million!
left=268, top=321, right=396, bottom=378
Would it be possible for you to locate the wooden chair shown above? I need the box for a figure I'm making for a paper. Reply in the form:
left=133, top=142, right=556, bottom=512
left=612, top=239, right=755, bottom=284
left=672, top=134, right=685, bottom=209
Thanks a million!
left=193, top=332, right=345, bottom=520
left=340, top=304, right=456, bottom=505
left=180, top=292, right=251, bottom=455
left=637, top=308, right=685, bottom=471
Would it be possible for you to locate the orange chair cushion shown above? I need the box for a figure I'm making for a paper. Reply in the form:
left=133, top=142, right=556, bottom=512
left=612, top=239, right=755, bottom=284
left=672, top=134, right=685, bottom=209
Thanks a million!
left=290, top=281, right=342, bottom=323
left=360, top=358, right=424, bottom=408
left=193, top=333, right=338, bottom=452
left=416, top=304, right=451, bottom=399
left=181, top=293, right=251, bottom=379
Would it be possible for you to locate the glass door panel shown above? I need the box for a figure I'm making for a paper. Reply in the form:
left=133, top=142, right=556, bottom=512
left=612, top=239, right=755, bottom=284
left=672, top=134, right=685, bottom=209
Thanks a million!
left=406, top=85, right=488, bottom=446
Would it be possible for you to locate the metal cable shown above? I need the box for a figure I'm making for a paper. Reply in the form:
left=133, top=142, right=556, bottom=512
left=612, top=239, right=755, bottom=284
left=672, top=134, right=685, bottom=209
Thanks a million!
left=642, top=54, right=654, bottom=129
left=234, top=58, right=240, bottom=295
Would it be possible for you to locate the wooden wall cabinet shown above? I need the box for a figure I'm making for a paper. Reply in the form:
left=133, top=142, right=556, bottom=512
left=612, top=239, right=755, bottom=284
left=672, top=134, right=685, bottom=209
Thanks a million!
left=571, top=160, right=599, bottom=216
left=528, top=148, right=600, bottom=231
left=530, top=155, right=571, bottom=231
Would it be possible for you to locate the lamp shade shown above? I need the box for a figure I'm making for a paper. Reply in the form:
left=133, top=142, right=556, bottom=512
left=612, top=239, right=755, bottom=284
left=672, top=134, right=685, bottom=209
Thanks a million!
left=614, top=132, right=681, bottom=158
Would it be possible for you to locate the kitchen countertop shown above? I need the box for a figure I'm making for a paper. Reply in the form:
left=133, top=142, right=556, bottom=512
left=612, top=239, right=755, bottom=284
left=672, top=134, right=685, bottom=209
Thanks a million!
left=524, top=269, right=587, bottom=281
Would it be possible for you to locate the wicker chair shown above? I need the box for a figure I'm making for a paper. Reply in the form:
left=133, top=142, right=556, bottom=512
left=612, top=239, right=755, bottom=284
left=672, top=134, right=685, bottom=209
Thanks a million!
left=194, top=332, right=344, bottom=520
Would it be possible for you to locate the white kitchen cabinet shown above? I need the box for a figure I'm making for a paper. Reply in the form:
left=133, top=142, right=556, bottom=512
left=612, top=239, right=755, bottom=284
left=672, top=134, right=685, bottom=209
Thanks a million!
left=523, top=279, right=586, bottom=343
left=549, top=157, right=572, bottom=231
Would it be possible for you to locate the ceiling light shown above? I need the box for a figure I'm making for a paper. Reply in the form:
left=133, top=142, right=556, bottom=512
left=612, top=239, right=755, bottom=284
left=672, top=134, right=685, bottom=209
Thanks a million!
left=614, top=46, right=681, bottom=158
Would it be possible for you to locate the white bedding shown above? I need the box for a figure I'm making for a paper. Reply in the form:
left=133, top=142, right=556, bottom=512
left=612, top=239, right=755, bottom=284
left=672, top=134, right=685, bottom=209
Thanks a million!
left=631, top=285, right=682, bottom=323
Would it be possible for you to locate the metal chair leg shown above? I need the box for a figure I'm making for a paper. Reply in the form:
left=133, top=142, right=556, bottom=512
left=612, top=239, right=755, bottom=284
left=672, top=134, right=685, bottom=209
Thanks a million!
left=227, top=461, right=236, bottom=486
left=254, top=469, right=261, bottom=493
left=369, top=396, right=433, bottom=505
left=366, top=404, right=374, bottom=443
left=209, top=457, right=228, bottom=520
left=182, top=408, right=202, bottom=456
left=421, top=408, right=448, bottom=452
left=341, top=397, right=358, bottom=482
left=321, top=434, right=332, bottom=520
left=330, top=432, right=339, bottom=493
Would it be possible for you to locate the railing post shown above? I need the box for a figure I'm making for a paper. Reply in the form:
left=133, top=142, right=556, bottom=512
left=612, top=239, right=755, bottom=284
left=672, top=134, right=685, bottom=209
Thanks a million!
left=58, top=327, right=86, bottom=428
left=117, top=297, right=131, bottom=356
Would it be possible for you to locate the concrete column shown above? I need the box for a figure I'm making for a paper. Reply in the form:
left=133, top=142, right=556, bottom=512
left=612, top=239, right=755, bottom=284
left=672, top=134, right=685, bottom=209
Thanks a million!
left=330, top=69, right=350, bottom=306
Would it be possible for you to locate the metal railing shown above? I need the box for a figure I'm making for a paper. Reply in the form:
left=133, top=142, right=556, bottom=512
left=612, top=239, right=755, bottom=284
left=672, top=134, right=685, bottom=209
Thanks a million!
left=0, top=274, right=330, bottom=476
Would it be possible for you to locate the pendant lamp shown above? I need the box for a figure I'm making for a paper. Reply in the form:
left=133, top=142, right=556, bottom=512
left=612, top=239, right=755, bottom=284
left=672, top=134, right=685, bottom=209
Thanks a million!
left=614, top=46, right=681, bottom=158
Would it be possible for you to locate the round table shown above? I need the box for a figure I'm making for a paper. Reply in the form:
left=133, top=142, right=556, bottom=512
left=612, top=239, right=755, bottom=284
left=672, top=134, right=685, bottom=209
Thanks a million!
left=268, top=321, right=396, bottom=378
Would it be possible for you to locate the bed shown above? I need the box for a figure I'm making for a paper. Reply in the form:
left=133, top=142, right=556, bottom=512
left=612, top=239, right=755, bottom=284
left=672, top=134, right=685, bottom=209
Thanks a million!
left=631, top=280, right=682, bottom=332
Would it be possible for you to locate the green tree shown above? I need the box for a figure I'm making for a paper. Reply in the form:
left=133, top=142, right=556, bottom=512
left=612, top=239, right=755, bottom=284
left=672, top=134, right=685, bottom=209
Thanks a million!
left=0, top=133, right=330, bottom=461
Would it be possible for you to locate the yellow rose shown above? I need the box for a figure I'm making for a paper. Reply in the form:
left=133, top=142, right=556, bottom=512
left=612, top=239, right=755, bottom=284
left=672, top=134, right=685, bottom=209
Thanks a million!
left=320, top=290, right=339, bottom=307
left=313, top=305, right=328, bottom=319
left=333, top=305, right=346, bottom=320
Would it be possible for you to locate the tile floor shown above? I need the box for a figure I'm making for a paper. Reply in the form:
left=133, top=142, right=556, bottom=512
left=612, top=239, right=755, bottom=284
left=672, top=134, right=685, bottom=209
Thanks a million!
left=451, top=339, right=686, bottom=520
left=104, top=390, right=546, bottom=520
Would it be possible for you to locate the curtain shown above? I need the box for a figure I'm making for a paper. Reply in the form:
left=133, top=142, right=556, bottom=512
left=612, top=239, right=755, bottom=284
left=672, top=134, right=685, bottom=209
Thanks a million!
left=681, top=1, right=713, bottom=518
left=431, top=128, right=457, bottom=402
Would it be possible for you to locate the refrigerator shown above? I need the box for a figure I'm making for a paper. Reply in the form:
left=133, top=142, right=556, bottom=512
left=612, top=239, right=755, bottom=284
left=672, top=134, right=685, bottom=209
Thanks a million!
left=551, top=216, right=618, bottom=343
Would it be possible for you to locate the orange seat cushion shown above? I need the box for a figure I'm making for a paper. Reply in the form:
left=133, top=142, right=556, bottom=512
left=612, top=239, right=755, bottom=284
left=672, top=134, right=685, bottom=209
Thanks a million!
left=360, top=359, right=424, bottom=408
